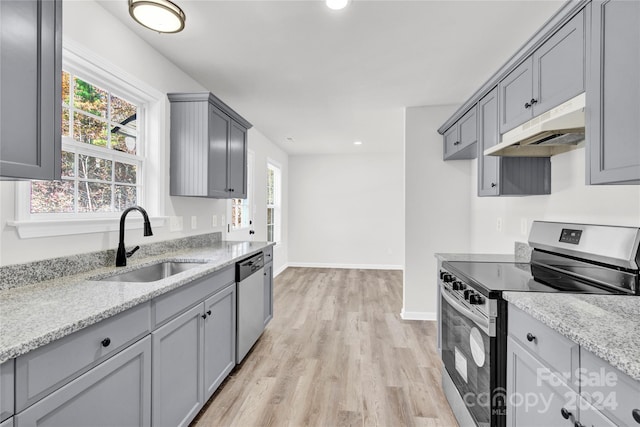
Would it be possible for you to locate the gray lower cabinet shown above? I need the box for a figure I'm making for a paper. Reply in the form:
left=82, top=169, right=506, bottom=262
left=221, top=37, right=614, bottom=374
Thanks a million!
left=263, top=262, right=273, bottom=327
left=153, top=282, right=237, bottom=427
left=0, top=360, right=14, bottom=422
left=0, top=0, right=62, bottom=180
left=478, top=88, right=551, bottom=196
left=586, top=0, right=640, bottom=184
left=168, top=92, right=251, bottom=198
left=152, top=304, right=204, bottom=427
left=442, top=106, right=477, bottom=160
left=507, top=336, right=576, bottom=427
left=0, top=417, right=13, bottom=427
left=203, top=285, right=236, bottom=401
left=15, top=336, right=151, bottom=427
left=500, top=9, right=585, bottom=134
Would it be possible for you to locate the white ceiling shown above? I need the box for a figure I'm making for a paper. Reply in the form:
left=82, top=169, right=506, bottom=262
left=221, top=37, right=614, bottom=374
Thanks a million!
left=97, top=0, right=564, bottom=154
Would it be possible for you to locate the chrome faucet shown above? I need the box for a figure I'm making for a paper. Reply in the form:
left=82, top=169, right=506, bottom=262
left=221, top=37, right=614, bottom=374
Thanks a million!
left=116, top=206, right=153, bottom=267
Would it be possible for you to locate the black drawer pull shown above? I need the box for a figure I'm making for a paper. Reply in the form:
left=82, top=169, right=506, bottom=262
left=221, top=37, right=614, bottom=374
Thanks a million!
left=491, top=183, right=497, bottom=188
left=575, top=422, right=584, bottom=427
left=101, top=338, right=111, bottom=347
left=632, top=409, right=640, bottom=424
left=526, top=333, right=536, bottom=342
left=207, top=310, right=212, bottom=316
left=560, top=407, right=572, bottom=420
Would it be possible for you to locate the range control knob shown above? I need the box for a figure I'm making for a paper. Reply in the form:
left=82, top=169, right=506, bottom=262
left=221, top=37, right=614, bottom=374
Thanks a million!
left=442, top=273, right=453, bottom=283
left=439, top=270, right=446, bottom=280
left=458, top=282, right=467, bottom=291
left=469, top=294, right=485, bottom=305
left=464, top=289, right=473, bottom=300
left=452, top=281, right=462, bottom=290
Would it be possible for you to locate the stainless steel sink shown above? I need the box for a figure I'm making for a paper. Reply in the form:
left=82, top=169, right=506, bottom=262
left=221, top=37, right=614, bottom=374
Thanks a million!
left=97, top=261, right=206, bottom=283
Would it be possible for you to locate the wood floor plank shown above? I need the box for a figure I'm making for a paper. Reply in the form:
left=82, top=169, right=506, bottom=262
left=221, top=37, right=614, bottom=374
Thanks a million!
left=191, top=267, right=458, bottom=427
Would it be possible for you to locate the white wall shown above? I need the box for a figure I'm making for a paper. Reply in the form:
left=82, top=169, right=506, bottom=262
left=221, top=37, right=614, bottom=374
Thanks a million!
left=404, top=105, right=472, bottom=320
left=468, top=148, right=640, bottom=252
left=288, top=152, right=404, bottom=269
left=0, top=1, right=286, bottom=266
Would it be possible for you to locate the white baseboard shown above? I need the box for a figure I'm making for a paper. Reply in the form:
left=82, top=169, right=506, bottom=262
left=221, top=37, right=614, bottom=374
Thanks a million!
left=400, top=310, right=436, bottom=321
left=273, top=264, right=289, bottom=278
left=287, top=262, right=403, bottom=271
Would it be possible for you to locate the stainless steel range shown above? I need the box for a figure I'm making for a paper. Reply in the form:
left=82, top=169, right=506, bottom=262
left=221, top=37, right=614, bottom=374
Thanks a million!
left=438, top=221, right=640, bottom=427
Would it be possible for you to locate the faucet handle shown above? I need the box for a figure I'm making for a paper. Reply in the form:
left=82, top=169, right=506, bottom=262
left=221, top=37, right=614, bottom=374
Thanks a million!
left=126, top=246, right=141, bottom=258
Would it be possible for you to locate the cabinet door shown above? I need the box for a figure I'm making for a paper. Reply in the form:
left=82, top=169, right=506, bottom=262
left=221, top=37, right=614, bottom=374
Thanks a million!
left=533, top=9, right=585, bottom=116
left=263, top=262, right=273, bottom=327
left=203, top=284, right=236, bottom=401
left=207, top=105, right=231, bottom=197
left=578, top=396, right=617, bottom=427
left=587, top=0, right=640, bottom=184
left=478, top=88, right=500, bottom=196
left=442, top=125, right=459, bottom=160
left=227, top=121, right=247, bottom=198
left=0, top=417, right=12, bottom=427
left=15, top=336, right=151, bottom=427
left=499, top=57, right=534, bottom=133
left=152, top=305, right=204, bottom=427
left=0, top=0, right=61, bottom=180
left=0, top=360, right=13, bottom=422
left=506, top=336, right=576, bottom=427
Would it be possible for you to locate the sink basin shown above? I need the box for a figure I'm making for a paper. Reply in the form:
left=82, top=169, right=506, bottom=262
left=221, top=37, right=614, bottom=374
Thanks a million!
left=98, top=261, right=206, bottom=283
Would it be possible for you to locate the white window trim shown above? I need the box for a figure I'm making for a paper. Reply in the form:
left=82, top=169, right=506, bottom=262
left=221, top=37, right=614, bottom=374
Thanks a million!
left=227, top=150, right=255, bottom=239
left=8, top=39, right=167, bottom=239
left=266, top=159, right=282, bottom=244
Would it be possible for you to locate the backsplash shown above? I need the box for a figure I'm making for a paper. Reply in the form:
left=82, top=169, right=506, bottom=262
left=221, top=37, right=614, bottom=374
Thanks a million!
left=0, top=232, right=222, bottom=291
left=514, top=241, right=533, bottom=262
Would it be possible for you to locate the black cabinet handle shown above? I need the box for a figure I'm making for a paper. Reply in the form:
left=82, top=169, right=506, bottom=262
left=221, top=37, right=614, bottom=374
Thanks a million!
left=526, top=333, right=536, bottom=342
left=491, top=183, right=497, bottom=188
left=575, top=422, right=584, bottom=427
left=202, top=314, right=207, bottom=319
left=249, top=230, right=255, bottom=235
left=207, top=310, right=212, bottom=316
left=530, top=98, right=538, bottom=105
left=524, top=102, right=531, bottom=109
left=101, top=338, right=111, bottom=347
left=560, top=408, right=572, bottom=420
left=453, top=141, right=460, bottom=146
left=632, top=409, right=640, bottom=423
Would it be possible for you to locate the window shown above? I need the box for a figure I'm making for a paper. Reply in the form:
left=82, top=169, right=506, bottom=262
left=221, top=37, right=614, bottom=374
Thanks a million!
left=231, top=151, right=254, bottom=231
left=30, top=71, right=143, bottom=216
left=266, top=162, right=281, bottom=243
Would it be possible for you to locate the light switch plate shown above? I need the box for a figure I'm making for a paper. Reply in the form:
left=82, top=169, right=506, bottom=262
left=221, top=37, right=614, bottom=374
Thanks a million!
left=191, top=216, right=197, bottom=229
left=496, top=217, right=503, bottom=232
left=212, top=215, right=217, bottom=227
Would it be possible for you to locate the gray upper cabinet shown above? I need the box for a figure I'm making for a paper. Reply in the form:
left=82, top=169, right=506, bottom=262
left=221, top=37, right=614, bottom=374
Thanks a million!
left=500, top=10, right=585, bottom=134
left=16, top=336, right=151, bottom=427
left=0, top=0, right=62, bottom=180
left=168, top=92, right=252, bottom=198
left=587, top=0, right=640, bottom=184
left=499, top=57, right=534, bottom=134
left=442, top=106, right=477, bottom=160
left=479, top=88, right=551, bottom=197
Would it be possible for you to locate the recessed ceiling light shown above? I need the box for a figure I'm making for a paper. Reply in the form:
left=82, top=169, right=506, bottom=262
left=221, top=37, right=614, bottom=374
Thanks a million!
left=129, top=0, right=186, bottom=33
left=326, top=0, right=350, bottom=11
left=353, top=141, right=363, bottom=145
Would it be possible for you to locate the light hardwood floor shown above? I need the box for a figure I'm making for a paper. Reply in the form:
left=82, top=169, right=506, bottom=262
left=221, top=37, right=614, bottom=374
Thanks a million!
left=191, top=267, right=458, bottom=427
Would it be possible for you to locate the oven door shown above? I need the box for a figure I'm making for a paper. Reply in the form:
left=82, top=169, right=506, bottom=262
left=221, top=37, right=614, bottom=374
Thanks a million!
left=440, top=285, right=494, bottom=426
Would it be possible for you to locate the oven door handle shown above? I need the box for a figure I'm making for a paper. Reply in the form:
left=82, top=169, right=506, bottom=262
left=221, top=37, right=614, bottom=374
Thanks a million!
left=440, top=284, right=494, bottom=337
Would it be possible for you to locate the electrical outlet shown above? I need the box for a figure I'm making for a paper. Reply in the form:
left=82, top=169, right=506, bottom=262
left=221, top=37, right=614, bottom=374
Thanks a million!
left=521, top=218, right=528, bottom=236
left=170, top=216, right=183, bottom=232
left=212, top=215, right=217, bottom=227
left=222, top=215, right=225, bottom=225
left=496, top=217, right=503, bottom=232
left=191, top=216, right=197, bottom=229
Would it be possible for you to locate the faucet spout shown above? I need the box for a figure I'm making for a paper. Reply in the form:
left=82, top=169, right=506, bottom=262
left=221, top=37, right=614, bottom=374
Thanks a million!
left=116, top=206, right=153, bottom=267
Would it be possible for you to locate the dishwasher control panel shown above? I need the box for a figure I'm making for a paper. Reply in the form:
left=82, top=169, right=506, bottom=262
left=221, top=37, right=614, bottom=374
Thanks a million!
left=236, top=252, right=265, bottom=281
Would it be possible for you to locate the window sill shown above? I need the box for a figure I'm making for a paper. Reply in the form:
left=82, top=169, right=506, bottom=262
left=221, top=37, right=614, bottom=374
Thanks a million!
left=7, top=217, right=168, bottom=239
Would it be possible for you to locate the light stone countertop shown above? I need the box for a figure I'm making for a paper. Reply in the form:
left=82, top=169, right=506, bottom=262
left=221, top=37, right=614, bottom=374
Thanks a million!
left=503, top=292, right=640, bottom=381
left=0, top=240, right=274, bottom=364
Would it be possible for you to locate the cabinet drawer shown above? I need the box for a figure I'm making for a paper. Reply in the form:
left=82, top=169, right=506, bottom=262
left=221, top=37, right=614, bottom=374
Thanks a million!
left=263, top=246, right=273, bottom=263
left=508, top=305, right=579, bottom=389
left=580, top=349, right=640, bottom=426
left=15, top=302, right=150, bottom=412
left=0, top=360, right=14, bottom=422
left=152, top=266, right=234, bottom=328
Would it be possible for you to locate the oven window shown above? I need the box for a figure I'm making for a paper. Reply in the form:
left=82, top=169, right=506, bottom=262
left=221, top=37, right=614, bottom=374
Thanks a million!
left=441, top=292, right=492, bottom=425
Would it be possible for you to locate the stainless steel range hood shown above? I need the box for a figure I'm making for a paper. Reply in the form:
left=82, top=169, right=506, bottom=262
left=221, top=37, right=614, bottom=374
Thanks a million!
left=485, top=93, right=585, bottom=157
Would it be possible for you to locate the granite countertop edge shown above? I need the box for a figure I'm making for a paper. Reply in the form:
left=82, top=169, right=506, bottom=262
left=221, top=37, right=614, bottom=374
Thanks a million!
left=0, top=241, right=275, bottom=364
left=503, top=292, right=640, bottom=382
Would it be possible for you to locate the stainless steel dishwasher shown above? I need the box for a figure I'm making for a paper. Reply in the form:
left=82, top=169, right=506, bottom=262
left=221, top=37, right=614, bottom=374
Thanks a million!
left=235, top=252, right=265, bottom=363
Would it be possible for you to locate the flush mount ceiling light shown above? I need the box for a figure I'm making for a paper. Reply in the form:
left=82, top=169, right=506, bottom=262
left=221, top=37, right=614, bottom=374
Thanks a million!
left=326, top=0, right=350, bottom=11
left=129, top=0, right=186, bottom=33
left=353, top=141, right=363, bottom=145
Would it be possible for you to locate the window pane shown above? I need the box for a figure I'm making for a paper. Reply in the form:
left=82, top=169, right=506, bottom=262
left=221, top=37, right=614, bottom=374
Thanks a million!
left=73, top=112, right=107, bottom=147
left=115, top=162, right=137, bottom=184
left=62, top=71, right=70, bottom=105
left=267, top=207, right=274, bottom=225
left=61, top=151, right=74, bottom=178
left=30, top=180, right=74, bottom=213
left=78, top=154, right=112, bottom=181
left=78, top=182, right=112, bottom=212
left=74, top=77, right=107, bottom=118
left=111, top=130, right=137, bottom=155
left=62, top=108, right=70, bottom=137
left=267, top=169, right=274, bottom=204
left=267, top=225, right=273, bottom=243
left=114, top=185, right=137, bottom=211
left=110, top=94, right=137, bottom=127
